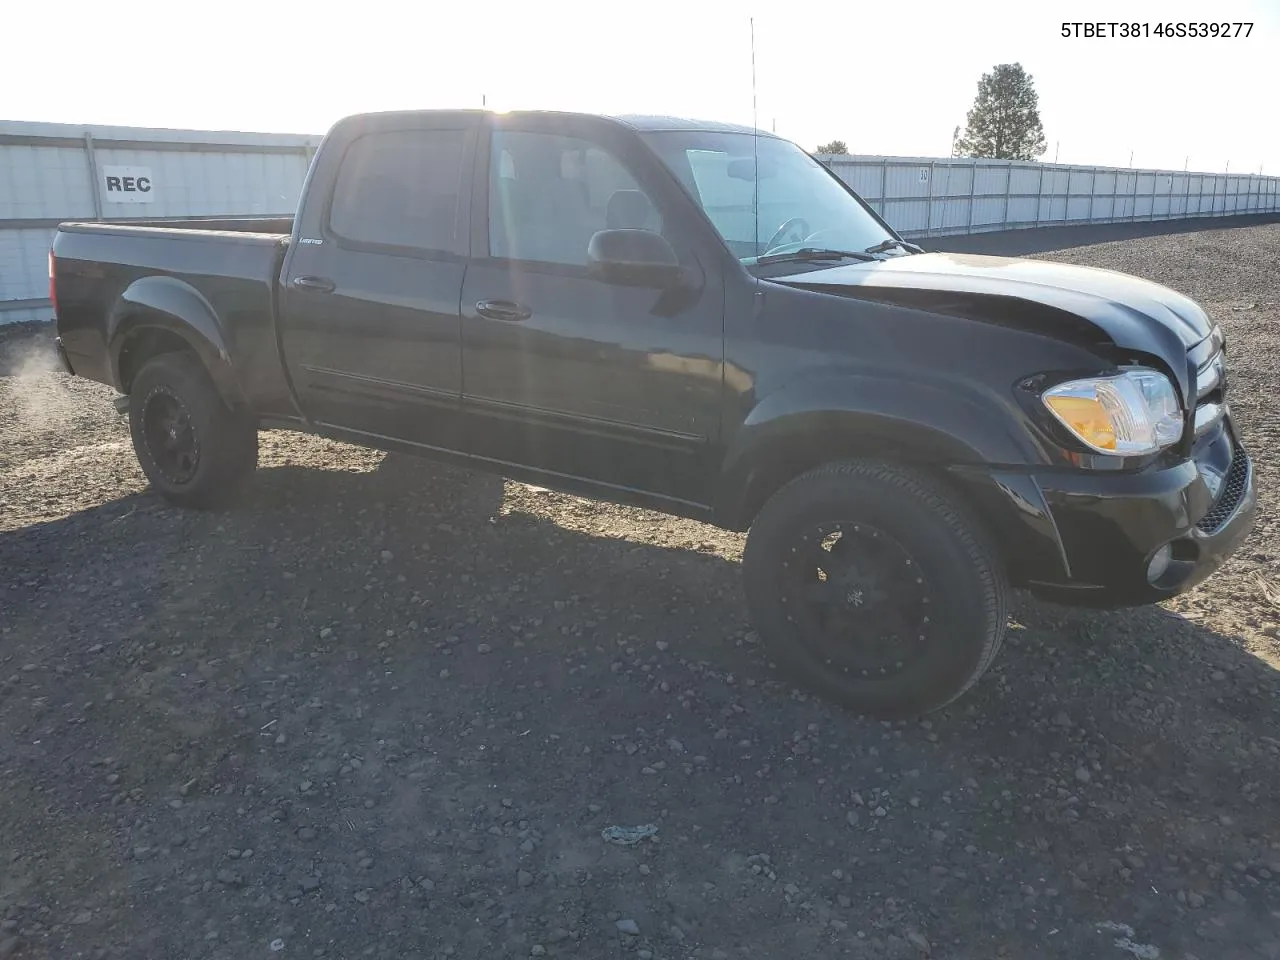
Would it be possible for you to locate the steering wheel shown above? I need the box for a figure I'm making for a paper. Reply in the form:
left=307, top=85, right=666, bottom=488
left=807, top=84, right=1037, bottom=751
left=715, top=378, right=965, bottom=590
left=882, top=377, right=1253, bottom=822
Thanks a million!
left=763, top=217, right=811, bottom=255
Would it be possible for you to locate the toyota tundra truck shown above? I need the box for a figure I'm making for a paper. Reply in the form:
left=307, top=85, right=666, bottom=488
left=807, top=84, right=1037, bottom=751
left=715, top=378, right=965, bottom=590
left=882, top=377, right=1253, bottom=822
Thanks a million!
left=48, top=109, right=1258, bottom=717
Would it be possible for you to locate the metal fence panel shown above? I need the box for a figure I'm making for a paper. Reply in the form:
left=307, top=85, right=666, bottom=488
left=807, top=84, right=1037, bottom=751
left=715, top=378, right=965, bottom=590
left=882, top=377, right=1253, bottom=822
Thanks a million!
left=1006, top=196, right=1036, bottom=224
left=835, top=163, right=884, bottom=199
left=935, top=197, right=970, bottom=231
left=883, top=199, right=928, bottom=233
left=1065, top=195, right=1091, bottom=221
left=972, top=196, right=1006, bottom=226
left=0, top=145, right=99, bottom=221
left=973, top=165, right=1008, bottom=196
left=934, top=164, right=973, bottom=197
left=0, top=228, right=57, bottom=300
left=1008, top=165, right=1041, bottom=195
left=820, top=153, right=1278, bottom=241
left=1, top=120, right=317, bottom=323
left=1068, top=168, right=1094, bottom=195
left=885, top=163, right=933, bottom=200
left=1043, top=168, right=1071, bottom=195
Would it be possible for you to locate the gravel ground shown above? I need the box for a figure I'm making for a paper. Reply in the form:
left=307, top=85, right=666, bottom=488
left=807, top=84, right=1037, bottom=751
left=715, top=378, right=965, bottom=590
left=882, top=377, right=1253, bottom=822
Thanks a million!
left=2, top=222, right=1279, bottom=960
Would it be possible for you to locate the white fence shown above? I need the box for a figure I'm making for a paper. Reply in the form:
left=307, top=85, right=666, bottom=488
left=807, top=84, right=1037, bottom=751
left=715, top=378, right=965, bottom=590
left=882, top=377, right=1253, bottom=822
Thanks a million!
left=820, top=154, right=1280, bottom=239
left=0, top=121, right=320, bottom=325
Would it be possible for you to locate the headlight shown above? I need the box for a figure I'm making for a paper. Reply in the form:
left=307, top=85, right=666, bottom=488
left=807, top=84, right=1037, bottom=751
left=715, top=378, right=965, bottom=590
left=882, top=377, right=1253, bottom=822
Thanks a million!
left=1042, top=368, right=1183, bottom=455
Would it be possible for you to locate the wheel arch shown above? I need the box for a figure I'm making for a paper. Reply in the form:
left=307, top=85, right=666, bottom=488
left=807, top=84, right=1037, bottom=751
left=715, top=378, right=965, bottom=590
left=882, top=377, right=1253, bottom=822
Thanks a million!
left=108, top=276, right=244, bottom=407
left=714, top=375, right=1043, bottom=532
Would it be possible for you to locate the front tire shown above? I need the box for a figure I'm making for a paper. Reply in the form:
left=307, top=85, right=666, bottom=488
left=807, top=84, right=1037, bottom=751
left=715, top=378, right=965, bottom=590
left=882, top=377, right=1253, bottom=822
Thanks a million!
left=742, top=460, right=1008, bottom=718
left=128, top=352, right=258, bottom=509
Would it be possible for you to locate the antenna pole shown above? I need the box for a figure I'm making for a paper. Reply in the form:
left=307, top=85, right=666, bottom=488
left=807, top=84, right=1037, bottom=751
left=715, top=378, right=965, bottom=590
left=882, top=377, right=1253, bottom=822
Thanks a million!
left=751, top=17, right=760, bottom=256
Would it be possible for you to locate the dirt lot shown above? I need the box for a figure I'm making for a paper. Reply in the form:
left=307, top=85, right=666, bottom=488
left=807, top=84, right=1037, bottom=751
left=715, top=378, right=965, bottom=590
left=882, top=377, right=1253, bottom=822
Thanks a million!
left=3, top=222, right=1279, bottom=960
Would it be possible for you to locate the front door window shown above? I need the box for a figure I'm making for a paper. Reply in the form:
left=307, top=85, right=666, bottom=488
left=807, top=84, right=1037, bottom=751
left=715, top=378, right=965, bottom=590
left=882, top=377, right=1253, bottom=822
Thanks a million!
left=488, top=130, right=663, bottom=267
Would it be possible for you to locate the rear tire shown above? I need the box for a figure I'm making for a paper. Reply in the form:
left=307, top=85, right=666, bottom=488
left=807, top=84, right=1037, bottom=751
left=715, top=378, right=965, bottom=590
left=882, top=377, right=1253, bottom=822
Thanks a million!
left=742, top=460, right=1007, bottom=718
left=128, top=352, right=258, bottom=509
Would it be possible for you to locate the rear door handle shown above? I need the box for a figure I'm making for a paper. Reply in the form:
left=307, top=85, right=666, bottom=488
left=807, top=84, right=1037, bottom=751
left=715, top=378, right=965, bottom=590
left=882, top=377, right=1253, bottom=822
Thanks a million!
left=475, top=299, right=532, bottom=322
left=291, top=275, right=336, bottom=293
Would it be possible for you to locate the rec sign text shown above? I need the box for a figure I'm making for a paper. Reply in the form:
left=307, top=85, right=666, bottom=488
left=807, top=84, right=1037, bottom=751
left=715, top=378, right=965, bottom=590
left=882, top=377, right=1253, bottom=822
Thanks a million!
left=101, top=165, right=155, bottom=204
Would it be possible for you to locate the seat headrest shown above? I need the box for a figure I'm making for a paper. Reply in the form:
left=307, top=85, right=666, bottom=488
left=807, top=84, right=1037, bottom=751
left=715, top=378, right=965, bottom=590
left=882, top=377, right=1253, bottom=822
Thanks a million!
left=606, top=189, right=654, bottom=229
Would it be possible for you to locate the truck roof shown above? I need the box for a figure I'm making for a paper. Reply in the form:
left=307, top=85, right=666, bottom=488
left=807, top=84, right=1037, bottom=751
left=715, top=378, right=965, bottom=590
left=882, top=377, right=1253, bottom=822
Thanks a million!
left=338, top=109, right=780, bottom=139
left=609, top=114, right=780, bottom=137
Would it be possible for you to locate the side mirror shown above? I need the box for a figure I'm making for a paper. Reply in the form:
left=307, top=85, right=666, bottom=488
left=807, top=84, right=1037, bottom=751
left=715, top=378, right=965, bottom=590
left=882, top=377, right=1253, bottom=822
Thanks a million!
left=587, top=229, right=682, bottom=287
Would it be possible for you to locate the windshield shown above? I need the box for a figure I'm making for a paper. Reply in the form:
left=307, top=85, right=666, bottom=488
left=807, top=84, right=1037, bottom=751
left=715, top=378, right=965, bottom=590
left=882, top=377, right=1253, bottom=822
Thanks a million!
left=641, top=130, right=895, bottom=264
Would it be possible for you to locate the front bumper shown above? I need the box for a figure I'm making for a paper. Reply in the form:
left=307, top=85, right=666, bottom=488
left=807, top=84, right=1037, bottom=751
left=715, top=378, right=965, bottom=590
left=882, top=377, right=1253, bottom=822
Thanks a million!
left=958, top=424, right=1257, bottom=608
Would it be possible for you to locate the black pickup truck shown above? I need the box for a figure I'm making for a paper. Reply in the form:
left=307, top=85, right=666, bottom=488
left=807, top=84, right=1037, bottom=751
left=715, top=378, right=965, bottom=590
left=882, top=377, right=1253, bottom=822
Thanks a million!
left=50, top=109, right=1257, bottom=717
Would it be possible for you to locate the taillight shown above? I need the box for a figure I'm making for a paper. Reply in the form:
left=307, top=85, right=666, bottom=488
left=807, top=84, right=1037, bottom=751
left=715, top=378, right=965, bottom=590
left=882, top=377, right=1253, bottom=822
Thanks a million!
left=48, top=250, right=59, bottom=318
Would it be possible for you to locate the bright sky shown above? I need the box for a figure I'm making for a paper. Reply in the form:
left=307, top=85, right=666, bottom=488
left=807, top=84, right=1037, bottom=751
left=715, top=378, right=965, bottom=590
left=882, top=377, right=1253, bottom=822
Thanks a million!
left=6, top=0, right=1278, bottom=174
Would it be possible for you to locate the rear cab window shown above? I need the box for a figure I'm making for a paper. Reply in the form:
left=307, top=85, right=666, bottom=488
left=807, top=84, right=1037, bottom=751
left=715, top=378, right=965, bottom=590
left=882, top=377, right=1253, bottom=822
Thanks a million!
left=328, top=129, right=469, bottom=255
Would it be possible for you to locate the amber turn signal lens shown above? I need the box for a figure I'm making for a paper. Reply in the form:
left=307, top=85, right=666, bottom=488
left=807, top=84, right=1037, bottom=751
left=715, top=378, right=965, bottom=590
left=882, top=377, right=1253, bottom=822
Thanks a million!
left=1042, top=395, right=1118, bottom=451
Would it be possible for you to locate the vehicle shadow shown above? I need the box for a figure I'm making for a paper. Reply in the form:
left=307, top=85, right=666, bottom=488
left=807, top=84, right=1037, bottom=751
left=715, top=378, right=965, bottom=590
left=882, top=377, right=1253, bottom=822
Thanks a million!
left=2, top=454, right=1278, bottom=958
left=7, top=449, right=1278, bottom=745
left=3, top=450, right=1276, bottom=740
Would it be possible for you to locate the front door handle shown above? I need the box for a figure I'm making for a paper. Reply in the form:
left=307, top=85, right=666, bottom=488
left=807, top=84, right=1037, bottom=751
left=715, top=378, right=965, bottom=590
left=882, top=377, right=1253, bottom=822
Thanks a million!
left=475, top=299, right=532, bottom=322
left=292, top=275, right=336, bottom=294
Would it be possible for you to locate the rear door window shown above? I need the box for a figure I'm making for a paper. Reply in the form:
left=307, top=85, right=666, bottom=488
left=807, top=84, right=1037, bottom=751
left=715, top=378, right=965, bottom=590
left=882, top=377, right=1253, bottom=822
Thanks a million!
left=329, top=129, right=468, bottom=255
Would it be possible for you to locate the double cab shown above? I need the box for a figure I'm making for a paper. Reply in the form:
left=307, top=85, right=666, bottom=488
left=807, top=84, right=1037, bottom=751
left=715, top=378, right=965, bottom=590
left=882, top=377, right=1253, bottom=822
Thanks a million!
left=50, top=109, right=1257, bottom=716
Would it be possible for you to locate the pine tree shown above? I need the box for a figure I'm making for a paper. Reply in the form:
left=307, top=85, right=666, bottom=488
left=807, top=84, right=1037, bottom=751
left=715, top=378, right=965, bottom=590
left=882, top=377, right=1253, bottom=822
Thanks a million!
left=955, top=63, right=1047, bottom=161
left=815, top=140, right=849, bottom=155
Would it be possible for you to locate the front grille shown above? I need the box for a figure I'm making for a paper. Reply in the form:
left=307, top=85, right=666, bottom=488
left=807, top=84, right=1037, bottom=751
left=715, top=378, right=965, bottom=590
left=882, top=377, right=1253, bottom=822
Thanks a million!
left=1196, top=446, right=1249, bottom=533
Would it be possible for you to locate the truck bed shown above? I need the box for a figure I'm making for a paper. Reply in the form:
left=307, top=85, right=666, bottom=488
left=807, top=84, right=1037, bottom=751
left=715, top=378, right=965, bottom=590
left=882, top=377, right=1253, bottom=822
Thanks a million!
left=52, top=219, right=294, bottom=416
left=108, top=216, right=295, bottom=234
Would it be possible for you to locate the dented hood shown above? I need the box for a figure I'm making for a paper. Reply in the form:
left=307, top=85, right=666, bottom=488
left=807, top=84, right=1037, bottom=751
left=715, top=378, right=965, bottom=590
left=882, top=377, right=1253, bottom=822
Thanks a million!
left=771, top=252, right=1216, bottom=381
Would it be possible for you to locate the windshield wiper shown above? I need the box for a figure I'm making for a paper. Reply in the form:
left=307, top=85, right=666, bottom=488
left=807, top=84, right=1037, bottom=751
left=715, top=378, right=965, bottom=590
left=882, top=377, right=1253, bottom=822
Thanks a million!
left=756, top=247, right=879, bottom=265
left=864, top=238, right=923, bottom=255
